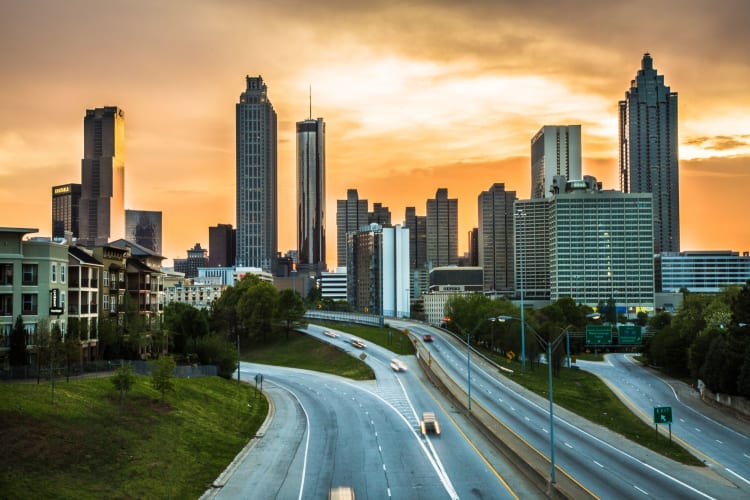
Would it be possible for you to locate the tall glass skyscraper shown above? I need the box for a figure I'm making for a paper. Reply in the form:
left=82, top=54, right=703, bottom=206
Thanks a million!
left=619, top=53, right=679, bottom=253
left=79, top=106, right=125, bottom=247
left=51, top=183, right=81, bottom=240
left=336, top=189, right=368, bottom=268
left=296, top=117, right=326, bottom=274
left=530, top=125, right=581, bottom=199
left=236, top=76, right=277, bottom=272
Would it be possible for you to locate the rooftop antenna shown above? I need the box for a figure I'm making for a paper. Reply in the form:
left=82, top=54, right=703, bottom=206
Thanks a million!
left=308, top=84, right=312, bottom=120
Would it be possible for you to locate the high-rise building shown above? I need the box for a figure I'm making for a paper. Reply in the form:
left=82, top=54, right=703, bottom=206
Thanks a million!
left=619, top=53, right=679, bottom=253
left=549, top=179, right=655, bottom=316
left=79, top=106, right=125, bottom=247
left=404, top=206, right=428, bottom=298
left=368, top=203, right=391, bottom=226
left=530, top=125, right=582, bottom=199
left=51, top=183, right=81, bottom=240
left=336, top=189, right=368, bottom=268
left=346, top=224, right=410, bottom=318
left=514, top=198, right=551, bottom=301
left=478, top=183, right=517, bottom=294
left=426, top=188, right=458, bottom=267
left=208, top=224, right=236, bottom=267
left=296, top=117, right=326, bottom=274
left=125, top=210, right=162, bottom=255
left=236, top=75, right=277, bottom=272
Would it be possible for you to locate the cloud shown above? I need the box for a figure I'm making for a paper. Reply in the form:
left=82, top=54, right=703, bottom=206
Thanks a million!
left=684, top=135, right=750, bottom=151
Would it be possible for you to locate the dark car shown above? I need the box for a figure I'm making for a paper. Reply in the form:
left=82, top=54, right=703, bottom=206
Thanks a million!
left=422, top=334, right=434, bottom=342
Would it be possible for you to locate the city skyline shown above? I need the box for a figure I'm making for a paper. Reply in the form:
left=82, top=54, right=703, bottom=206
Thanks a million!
left=1, top=1, right=749, bottom=266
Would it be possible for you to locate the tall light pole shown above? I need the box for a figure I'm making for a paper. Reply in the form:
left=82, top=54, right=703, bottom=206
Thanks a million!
left=562, top=313, right=601, bottom=369
left=444, top=317, right=486, bottom=411
left=516, top=209, right=526, bottom=372
left=496, top=315, right=564, bottom=487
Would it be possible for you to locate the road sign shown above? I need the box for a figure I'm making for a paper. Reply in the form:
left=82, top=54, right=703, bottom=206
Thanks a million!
left=586, top=325, right=612, bottom=345
left=618, top=324, right=642, bottom=345
left=653, top=406, right=672, bottom=424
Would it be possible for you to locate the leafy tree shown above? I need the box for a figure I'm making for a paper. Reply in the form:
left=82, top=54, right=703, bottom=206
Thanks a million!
left=731, top=280, right=750, bottom=326
left=63, top=319, right=82, bottom=381
left=151, top=356, right=176, bottom=402
left=701, top=336, right=731, bottom=393
left=164, top=302, right=210, bottom=354
left=237, top=279, right=278, bottom=342
left=195, top=333, right=237, bottom=379
left=276, top=289, right=306, bottom=340
left=97, top=316, right=120, bottom=360
left=111, top=363, right=136, bottom=403
left=9, top=315, right=27, bottom=367
left=737, top=344, right=750, bottom=398
left=688, top=330, right=718, bottom=380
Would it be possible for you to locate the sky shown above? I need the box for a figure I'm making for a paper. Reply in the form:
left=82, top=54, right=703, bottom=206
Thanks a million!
left=1, top=0, right=749, bottom=266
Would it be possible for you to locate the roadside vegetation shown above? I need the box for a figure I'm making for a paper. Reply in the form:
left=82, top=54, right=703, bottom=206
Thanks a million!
left=0, top=375, right=267, bottom=499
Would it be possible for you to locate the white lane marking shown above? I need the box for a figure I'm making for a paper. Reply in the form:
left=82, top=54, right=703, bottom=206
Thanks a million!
left=524, top=416, right=530, bottom=422
left=715, top=440, right=723, bottom=445
left=695, top=428, right=702, bottom=433
left=593, top=460, right=604, bottom=468
left=743, top=453, right=750, bottom=460
left=387, top=487, right=391, bottom=497
left=634, top=484, right=649, bottom=495
left=564, top=442, right=574, bottom=449
left=542, top=428, right=549, bottom=434
left=725, top=468, right=750, bottom=486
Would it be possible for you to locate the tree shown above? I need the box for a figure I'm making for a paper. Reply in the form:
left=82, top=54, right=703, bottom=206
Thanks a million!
left=737, top=344, right=750, bottom=398
left=237, top=280, right=278, bottom=342
left=276, top=289, right=306, bottom=340
left=9, top=315, right=27, bottom=367
left=195, top=333, right=237, bottom=379
left=111, top=363, right=136, bottom=403
left=151, top=356, right=176, bottom=402
left=63, top=318, right=82, bottom=381
left=731, top=280, right=750, bottom=326
left=164, top=302, right=210, bottom=355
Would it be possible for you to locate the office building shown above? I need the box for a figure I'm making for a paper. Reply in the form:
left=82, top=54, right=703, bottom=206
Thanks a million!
left=423, top=266, right=483, bottom=326
left=514, top=198, right=551, bottom=301
left=531, top=125, right=581, bottom=199
left=51, top=183, right=81, bottom=240
left=236, top=75, right=277, bottom=272
left=426, top=188, right=458, bottom=267
left=67, top=245, right=102, bottom=361
left=336, top=189, right=368, bottom=268
left=478, top=183, right=517, bottom=294
left=660, top=251, right=750, bottom=293
left=125, top=210, right=162, bottom=255
left=549, top=180, right=655, bottom=316
left=208, top=224, right=236, bottom=267
left=296, top=117, right=326, bottom=274
left=619, top=53, right=680, bottom=253
left=79, top=106, right=125, bottom=247
left=346, top=224, right=410, bottom=318
left=320, top=269, right=348, bottom=302
left=368, top=203, right=391, bottom=226
left=404, top=206, right=429, bottom=298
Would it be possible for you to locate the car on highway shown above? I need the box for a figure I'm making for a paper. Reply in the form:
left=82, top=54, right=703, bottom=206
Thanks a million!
left=351, top=339, right=367, bottom=349
left=420, top=411, right=441, bottom=435
left=422, top=334, right=434, bottom=342
left=390, top=358, right=408, bottom=372
left=323, top=330, right=339, bottom=338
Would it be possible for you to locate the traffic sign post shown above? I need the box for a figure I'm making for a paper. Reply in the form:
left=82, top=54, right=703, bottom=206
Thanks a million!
left=653, top=406, right=673, bottom=441
left=618, top=324, right=642, bottom=345
left=585, top=325, right=612, bottom=346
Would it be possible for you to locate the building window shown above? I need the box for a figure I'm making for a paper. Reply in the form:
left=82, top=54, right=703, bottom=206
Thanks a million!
left=22, top=294, right=38, bottom=315
left=1, top=263, right=13, bottom=285
left=60, top=264, right=66, bottom=284
left=0, top=294, right=12, bottom=316
left=22, top=264, right=38, bottom=285
left=103, top=294, right=110, bottom=310
left=51, top=264, right=57, bottom=283
left=103, top=270, right=109, bottom=287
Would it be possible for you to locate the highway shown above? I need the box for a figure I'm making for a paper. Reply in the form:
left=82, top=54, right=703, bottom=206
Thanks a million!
left=391, top=319, right=746, bottom=499
left=578, top=353, right=750, bottom=491
left=210, top=324, right=536, bottom=499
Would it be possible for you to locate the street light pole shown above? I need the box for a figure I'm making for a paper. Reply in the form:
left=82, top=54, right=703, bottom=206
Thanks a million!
left=445, top=317, right=486, bottom=411
left=517, top=209, right=526, bottom=373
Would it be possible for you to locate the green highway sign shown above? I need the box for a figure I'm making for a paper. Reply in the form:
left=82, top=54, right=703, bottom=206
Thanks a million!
left=586, top=325, right=612, bottom=345
left=653, top=406, right=673, bottom=424
left=618, top=324, right=643, bottom=345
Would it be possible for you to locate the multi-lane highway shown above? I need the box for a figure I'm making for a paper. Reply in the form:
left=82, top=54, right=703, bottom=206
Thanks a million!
left=578, top=353, right=750, bottom=490
left=391, top=319, right=747, bottom=499
left=209, top=324, right=538, bottom=499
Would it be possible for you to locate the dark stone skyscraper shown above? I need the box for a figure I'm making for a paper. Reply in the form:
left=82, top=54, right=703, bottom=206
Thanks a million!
left=79, top=106, right=125, bottom=247
left=296, top=117, right=326, bottom=274
left=478, top=183, right=517, bottom=293
left=236, top=76, right=277, bottom=272
left=51, top=183, right=81, bottom=240
left=619, top=53, right=679, bottom=253
left=336, top=189, right=368, bottom=268
left=426, top=188, right=458, bottom=267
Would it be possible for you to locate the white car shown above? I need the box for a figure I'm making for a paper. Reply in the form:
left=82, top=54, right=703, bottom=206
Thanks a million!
left=351, top=339, right=367, bottom=349
left=323, top=330, right=339, bottom=338
left=390, top=358, right=408, bottom=372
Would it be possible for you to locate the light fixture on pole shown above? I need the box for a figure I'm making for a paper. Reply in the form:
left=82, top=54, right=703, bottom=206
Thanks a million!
left=515, top=209, right=527, bottom=372
left=444, top=316, right=486, bottom=411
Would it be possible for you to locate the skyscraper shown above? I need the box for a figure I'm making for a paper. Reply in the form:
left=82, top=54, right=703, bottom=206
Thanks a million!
left=368, top=203, right=391, bottom=226
left=478, top=183, right=517, bottom=293
left=619, top=53, right=679, bottom=253
left=236, top=76, right=277, bottom=272
left=336, top=189, right=368, bottom=268
left=530, top=125, right=582, bottom=199
left=79, top=106, right=125, bottom=247
left=125, top=209, right=162, bottom=255
left=51, top=183, right=81, bottom=240
left=426, top=188, right=458, bottom=267
left=296, top=117, right=326, bottom=274
left=208, top=223, right=236, bottom=267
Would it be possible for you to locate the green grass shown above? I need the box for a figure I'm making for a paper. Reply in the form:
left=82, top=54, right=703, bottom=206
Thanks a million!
left=310, top=321, right=416, bottom=356
left=243, top=331, right=375, bottom=380
left=0, top=375, right=268, bottom=499
left=486, top=354, right=703, bottom=466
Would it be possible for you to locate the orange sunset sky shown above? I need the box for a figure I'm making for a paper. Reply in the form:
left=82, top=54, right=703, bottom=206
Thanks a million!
left=1, top=1, right=749, bottom=267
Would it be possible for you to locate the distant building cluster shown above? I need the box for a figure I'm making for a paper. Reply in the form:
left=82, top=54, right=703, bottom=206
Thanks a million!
left=3, top=53, right=749, bottom=367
